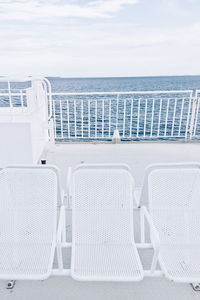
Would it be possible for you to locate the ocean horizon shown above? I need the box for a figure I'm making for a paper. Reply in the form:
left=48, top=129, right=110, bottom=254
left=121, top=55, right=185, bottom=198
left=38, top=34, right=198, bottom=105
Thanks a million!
left=48, top=75, right=200, bottom=93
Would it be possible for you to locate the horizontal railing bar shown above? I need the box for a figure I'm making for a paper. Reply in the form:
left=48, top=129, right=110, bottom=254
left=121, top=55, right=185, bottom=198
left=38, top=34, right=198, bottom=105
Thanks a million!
left=0, top=92, right=27, bottom=96
left=0, top=76, right=45, bottom=82
left=0, top=89, right=27, bottom=91
left=51, top=90, right=193, bottom=96
left=55, top=135, right=188, bottom=140
left=52, top=97, right=191, bottom=103
left=0, top=88, right=27, bottom=90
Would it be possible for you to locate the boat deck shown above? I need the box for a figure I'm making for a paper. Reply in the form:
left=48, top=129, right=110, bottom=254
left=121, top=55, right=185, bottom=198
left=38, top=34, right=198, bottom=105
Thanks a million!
left=1, top=142, right=200, bottom=299
left=46, top=142, right=200, bottom=190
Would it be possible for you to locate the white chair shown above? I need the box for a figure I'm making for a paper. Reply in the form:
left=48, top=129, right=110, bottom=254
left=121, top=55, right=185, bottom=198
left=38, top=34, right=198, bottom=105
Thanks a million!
left=70, top=164, right=144, bottom=281
left=140, top=163, right=200, bottom=283
left=0, top=165, right=63, bottom=280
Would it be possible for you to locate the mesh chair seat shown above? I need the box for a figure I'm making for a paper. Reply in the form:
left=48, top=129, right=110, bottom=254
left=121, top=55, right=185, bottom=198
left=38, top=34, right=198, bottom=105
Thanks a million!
left=0, top=167, right=58, bottom=280
left=148, top=167, right=200, bottom=282
left=71, top=165, right=143, bottom=281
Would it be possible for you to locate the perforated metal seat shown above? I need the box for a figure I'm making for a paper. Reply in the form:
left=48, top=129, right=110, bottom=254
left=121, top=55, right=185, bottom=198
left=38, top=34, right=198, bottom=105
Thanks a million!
left=71, top=164, right=143, bottom=281
left=148, top=165, right=200, bottom=282
left=0, top=166, right=59, bottom=280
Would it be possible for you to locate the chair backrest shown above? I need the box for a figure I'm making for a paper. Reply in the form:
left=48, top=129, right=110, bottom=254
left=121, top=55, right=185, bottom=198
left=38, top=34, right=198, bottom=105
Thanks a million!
left=139, top=163, right=200, bottom=207
left=6, top=165, right=63, bottom=205
left=148, top=168, right=200, bottom=210
left=147, top=163, right=200, bottom=245
left=72, top=164, right=136, bottom=245
left=0, top=166, right=58, bottom=244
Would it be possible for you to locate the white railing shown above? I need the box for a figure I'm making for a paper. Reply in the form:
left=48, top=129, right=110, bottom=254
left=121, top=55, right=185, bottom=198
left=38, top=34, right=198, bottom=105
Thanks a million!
left=192, top=89, right=200, bottom=139
left=0, top=77, right=54, bottom=148
left=1, top=82, right=200, bottom=142
left=0, top=77, right=52, bottom=121
left=51, top=90, right=200, bottom=142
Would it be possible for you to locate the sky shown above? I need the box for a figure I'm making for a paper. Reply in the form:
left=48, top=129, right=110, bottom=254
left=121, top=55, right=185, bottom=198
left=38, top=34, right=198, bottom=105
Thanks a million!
left=0, top=0, right=200, bottom=77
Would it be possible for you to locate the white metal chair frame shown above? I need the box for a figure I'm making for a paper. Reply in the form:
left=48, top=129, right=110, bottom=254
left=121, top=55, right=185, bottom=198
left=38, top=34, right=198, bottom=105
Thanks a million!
left=1, top=165, right=67, bottom=280
left=4, top=163, right=200, bottom=283
left=138, top=162, right=200, bottom=283
left=57, top=162, right=200, bottom=284
left=54, top=164, right=162, bottom=281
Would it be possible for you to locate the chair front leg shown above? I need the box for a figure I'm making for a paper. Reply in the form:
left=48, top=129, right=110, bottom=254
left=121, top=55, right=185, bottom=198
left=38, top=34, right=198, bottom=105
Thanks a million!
left=141, top=206, right=160, bottom=273
left=56, top=205, right=65, bottom=271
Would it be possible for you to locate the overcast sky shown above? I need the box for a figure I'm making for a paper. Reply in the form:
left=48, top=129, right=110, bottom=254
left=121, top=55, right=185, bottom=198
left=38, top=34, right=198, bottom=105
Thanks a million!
left=0, top=0, right=200, bottom=77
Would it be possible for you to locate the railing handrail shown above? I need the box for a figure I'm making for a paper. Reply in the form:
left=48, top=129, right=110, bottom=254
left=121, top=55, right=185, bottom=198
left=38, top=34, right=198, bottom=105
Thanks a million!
left=0, top=76, right=46, bottom=83
left=51, top=90, right=193, bottom=96
left=0, top=77, right=52, bottom=120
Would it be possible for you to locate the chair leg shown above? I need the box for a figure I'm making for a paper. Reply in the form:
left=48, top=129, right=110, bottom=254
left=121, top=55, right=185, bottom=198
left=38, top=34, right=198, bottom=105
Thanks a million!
left=62, top=207, right=66, bottom=243
left=191, top=283, right=200, bottom=291
left=6, top=280, right=16, bottom=290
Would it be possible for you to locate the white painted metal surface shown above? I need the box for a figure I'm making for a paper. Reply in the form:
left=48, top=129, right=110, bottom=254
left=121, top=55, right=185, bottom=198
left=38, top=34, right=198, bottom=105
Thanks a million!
left=0, top=166, right=60, bottom=280
left=44, top=147, right=200, bottom=281
left=0, top=144, right=198, bottom=298
left=0, top=77, right=53, bottom=166
left=145, top=164, right=200, bottom=282
left=0, top=123, right=33, bottom=166
left=71, top=164, right=143, bottom=281
left=0, top=77, right=200, bottom=298
left=51, top=90, right=200, bottom=141
left=0, top=77, right=52, bottom=121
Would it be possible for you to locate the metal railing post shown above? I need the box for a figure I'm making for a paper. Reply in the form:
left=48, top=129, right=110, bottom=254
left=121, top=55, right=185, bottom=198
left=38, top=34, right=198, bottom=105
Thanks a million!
left=189, top=91, right=198, bottom=140
left=112, top=128, right=121, bottom=143
left=49, top=118, right=55, bottom=145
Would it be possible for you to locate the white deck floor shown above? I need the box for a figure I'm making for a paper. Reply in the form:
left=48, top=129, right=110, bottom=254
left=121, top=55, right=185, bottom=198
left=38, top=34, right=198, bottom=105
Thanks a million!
left=46, top=142, right=200, bottom=190
left=1, top=142, right=200, bottom=300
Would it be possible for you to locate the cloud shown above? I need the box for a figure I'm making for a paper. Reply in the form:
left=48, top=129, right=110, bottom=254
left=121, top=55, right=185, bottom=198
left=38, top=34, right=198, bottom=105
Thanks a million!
left=0, top=0, right=138, bottom=20
left=0, top=0, right=200, bottom=76
left=1, top=19, right=200, bottom=77
left=89, top=0, right=138, bottom=13
left=161, top=0, right=200, bottom=17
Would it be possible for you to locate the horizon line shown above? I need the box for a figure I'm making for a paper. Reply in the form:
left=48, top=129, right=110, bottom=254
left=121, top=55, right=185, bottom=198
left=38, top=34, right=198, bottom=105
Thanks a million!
left=45, top=74, right=200, bottom=79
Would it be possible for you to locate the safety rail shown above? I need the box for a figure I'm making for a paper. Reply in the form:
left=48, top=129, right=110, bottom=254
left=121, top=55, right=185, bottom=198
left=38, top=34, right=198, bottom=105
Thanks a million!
left=51, top=90, right=200, bottom=142
left=1, top=80, right=200, bottom=142
left=0, top=77, right=54, bottom=158
left=0, top=77, right=52, bottom=121
left=192, top=90, right=200, bottom=139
